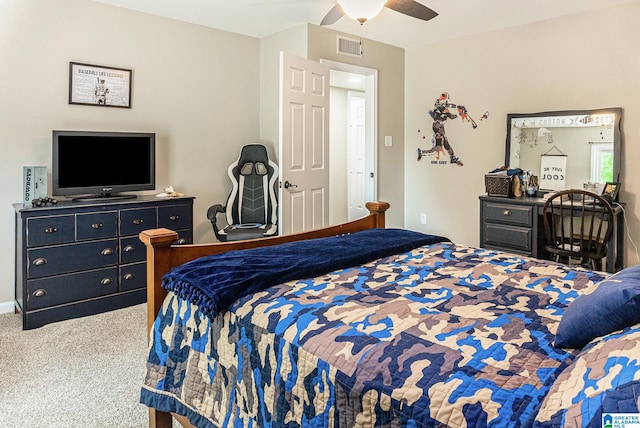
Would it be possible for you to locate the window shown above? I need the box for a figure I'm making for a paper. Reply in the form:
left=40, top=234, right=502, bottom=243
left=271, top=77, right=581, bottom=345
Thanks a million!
left=590, top=143, right=614, bottom=183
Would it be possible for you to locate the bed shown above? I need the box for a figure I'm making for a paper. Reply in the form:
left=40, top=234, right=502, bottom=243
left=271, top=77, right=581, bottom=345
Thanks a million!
left=139, top=201, right=640, bottom=428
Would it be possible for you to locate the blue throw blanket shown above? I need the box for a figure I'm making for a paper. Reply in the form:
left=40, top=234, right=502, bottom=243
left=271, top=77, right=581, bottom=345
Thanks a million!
left=162, top=228, right=449, bottom=318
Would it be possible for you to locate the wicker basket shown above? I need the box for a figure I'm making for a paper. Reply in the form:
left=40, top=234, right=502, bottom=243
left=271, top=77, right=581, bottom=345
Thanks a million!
left=485, top=174, right=513, bottom=197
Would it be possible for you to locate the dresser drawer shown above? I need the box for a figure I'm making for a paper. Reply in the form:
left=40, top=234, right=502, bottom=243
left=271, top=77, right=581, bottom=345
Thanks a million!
left=484, top=203, right=533, bottom=227
left=120, top=207, right=157, bottom=236
left=77, top=212, right=118, bottom=240
left=159, top=204, right=191, bottom=230
left=120, top=236, right=146, bottom=264
left=27, top=239, right=118, bottom=279
left=120, top=262, right=146, bottom=291
left=175, top=229, right=192, bottom=245
left=26, top=267, right=118, bottom=310
left=26, top=215, right=75, bottom=247
left=482, top=223, right=532, bottom=253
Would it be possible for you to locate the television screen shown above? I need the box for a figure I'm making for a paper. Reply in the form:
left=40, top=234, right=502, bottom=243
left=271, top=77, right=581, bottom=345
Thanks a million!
left=52, top=130, right=155, bottom=200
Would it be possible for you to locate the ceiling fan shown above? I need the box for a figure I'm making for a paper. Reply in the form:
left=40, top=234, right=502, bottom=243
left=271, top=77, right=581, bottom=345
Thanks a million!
left=320, top=0, right=438, bottom=26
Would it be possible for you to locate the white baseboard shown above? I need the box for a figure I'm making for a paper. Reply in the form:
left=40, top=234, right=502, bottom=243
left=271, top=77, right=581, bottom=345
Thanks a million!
left=0, top=301, right=15, bottom=314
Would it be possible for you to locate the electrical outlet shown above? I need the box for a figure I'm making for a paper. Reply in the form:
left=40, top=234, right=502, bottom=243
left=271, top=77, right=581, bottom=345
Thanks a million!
left=420, top=213, right=427, bottom=224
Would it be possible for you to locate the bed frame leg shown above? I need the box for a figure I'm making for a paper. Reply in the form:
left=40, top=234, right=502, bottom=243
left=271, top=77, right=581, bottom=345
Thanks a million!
left=140, top=228, right=178, bottom=333
left=149, top=408, right=172, bottom=428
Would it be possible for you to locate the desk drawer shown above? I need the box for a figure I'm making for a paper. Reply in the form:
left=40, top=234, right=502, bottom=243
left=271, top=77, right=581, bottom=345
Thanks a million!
left=483, top=223, right=532, bottom=253
left=484, top=203, right=533, bottom=227
left=27, top=239, right=118, bottom=279
left=26, top=267, right=118, bottom=310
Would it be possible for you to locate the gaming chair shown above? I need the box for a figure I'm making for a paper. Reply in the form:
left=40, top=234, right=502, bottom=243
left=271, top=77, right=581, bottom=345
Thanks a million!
left=207, top=144, right=279, bottom=241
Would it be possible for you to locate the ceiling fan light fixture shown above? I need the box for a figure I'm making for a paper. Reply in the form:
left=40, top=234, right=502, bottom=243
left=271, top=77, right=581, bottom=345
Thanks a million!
left=337, top=0, right=387, bottom=24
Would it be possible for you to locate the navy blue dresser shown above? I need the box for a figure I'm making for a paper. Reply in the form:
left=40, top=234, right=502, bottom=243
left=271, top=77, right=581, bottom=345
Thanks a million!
left=14, top=196, right=194, bottom=329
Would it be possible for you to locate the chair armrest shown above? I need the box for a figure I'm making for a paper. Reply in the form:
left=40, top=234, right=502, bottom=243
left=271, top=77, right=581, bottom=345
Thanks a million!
left=206, top=204, right=225, bottom=222
left=207, top=204, right=227, bottom=241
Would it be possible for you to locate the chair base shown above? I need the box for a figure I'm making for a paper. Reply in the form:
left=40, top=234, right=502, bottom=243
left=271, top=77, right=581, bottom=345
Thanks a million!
left=215, top=223, right=278, bottom=242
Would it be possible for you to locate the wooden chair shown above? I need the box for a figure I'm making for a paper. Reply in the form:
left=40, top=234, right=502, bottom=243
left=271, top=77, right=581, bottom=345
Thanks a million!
left=542, top=189, right=614, bottom=271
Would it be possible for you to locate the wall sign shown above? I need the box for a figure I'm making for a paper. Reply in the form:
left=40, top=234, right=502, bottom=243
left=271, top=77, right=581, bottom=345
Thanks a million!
left=23, top=166, right=47, bottom=204
left=69, top=62, right=132, bottom=108
left=540, top=154, right=567, bottom=190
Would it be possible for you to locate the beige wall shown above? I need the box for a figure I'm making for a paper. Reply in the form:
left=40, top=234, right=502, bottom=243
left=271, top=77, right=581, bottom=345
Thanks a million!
left=259, top=24, right=308, bottom=157
left=307, top=24, right=406, bottom=228
left=0, top=0, right=261, bottom=307
left=404, top=2, right=640, bottom=268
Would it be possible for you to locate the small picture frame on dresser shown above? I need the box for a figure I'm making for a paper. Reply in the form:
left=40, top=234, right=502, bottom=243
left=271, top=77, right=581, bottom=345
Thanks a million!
left=601, top=182, right=620, bottom=203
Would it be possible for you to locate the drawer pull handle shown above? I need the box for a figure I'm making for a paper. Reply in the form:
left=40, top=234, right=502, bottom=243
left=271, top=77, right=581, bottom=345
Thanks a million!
left=33, top=258, right=47, bottom=266
left=32, top=289, right=47, bottom=298
left=176, top=238, right=186, bottom=245
left=502, top=210, right=512, bottom=216
left=101, top=248, right=113, bottom=256
left=101, top=278, right=113, bottom=285
left=91, top=223, right=103, bottom=229
left=44, top=227, right=58, bottom=234
left=133, top=219, right=144, bottom=225
left=169, top=215, right=179, bottom=221
left=123, top=245, right=135, bottom=252
left=123, top=273, right=134, bottom=280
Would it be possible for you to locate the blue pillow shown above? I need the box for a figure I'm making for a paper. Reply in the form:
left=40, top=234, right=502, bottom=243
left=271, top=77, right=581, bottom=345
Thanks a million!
left=555, top=265, right=640, bottom=349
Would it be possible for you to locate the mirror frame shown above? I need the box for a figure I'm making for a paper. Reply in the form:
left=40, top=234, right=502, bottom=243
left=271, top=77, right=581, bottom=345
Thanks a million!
left=505, top=107, right=623, bottom=190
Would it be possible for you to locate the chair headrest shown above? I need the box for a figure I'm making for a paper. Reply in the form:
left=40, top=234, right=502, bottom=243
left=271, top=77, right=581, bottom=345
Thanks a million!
left=239, top=162, right=268, bottom=176
left=238, top=144, right=269, bottom=163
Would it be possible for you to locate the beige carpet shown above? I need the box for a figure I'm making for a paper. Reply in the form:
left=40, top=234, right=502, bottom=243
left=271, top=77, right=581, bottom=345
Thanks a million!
left=0, top=304, right=160, bottom=428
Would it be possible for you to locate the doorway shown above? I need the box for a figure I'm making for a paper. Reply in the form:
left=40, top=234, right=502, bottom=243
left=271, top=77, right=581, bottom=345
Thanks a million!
left=323, top=60, right=378, bottom=225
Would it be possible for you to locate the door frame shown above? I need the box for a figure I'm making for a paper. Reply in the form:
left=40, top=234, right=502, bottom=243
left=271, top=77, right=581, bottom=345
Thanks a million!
left=321, top=60, right=378, bottom=210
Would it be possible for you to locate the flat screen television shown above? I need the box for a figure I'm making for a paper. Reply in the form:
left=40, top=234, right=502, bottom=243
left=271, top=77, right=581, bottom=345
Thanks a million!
left=52, top=130, right=156, bottom=201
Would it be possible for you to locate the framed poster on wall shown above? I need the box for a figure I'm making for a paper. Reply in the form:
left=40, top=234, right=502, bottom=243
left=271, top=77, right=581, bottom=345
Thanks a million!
left=68, top=62, right=132, bottom=108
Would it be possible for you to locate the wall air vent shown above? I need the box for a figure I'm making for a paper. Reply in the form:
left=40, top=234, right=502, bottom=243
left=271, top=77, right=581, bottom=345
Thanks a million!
left=336, top=35, right=362, bottom=58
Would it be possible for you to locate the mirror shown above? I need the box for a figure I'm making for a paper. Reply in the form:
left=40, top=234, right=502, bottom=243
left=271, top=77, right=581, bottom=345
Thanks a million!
left=505, top=108, right=622, bottom=193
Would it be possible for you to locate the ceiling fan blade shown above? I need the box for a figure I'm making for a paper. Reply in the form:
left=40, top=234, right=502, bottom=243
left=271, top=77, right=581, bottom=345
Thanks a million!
left=320, top=4, right=344, bottom=25
left=385, top=0, right=438, bottom=21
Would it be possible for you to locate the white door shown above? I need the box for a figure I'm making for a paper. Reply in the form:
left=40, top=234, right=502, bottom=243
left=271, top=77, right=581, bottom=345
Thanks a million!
left=347, top=92, right=367, bottom=220
left=279, top=52, right=330, bottom=235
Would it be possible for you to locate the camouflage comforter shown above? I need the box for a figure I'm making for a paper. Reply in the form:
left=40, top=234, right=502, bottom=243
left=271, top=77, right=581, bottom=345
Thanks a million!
left=141, top=242, right=640, bottom=427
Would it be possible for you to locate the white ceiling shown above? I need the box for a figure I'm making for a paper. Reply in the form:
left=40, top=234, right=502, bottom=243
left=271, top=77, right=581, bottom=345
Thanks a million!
left=90, top=0, right=635, bottom=48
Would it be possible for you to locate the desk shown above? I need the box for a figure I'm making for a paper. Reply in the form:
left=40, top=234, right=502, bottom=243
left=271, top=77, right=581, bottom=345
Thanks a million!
left=479, top=195, right=623, bottom=273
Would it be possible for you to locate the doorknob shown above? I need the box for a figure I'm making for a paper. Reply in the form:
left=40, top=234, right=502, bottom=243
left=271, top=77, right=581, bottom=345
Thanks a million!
left=284, top=180, right=298, bottom=189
